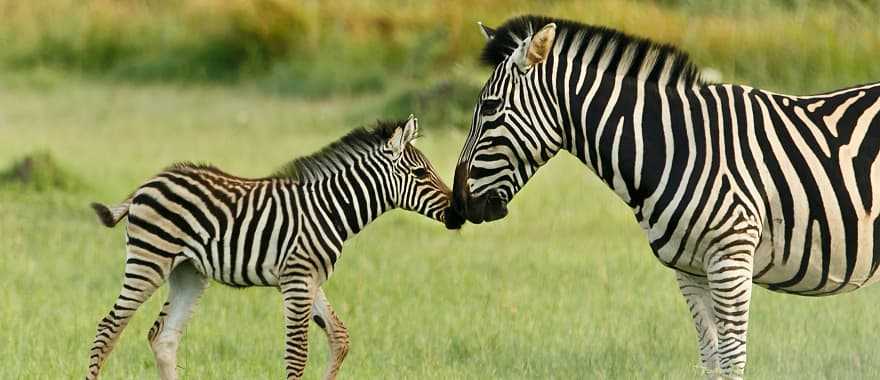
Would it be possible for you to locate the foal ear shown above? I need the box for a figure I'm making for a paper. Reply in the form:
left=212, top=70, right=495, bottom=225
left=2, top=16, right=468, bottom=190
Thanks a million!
left=478, top=22, right=496, bottom=41
left=389, top=115, right=419, bottom=157
left=512, top=23, right=557, bottom=72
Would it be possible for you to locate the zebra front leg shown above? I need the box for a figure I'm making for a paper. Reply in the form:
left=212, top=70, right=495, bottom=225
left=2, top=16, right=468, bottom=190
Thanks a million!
left=147, top=261, right=208, bottom=380
left=706, top=250, right=754, bottom=379
left=280, top=275, right=319, bottom=379
left=676, top=272, right=720, bottom=379
left=87, top=247, right=173, bottom=379
left=312, top=287, right=351, bottom=380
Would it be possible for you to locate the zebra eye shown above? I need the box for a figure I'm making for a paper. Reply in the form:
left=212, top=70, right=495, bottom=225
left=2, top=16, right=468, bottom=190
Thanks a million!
left=480, top=98, right=503, bottom=116
left=412, top=167, right=429, bottom=178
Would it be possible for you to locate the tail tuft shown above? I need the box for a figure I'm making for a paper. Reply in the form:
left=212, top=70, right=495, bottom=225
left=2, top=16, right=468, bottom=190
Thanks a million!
left=91, top=203, right=116, bottom=227
left=91, top=202, right=129, bottom=227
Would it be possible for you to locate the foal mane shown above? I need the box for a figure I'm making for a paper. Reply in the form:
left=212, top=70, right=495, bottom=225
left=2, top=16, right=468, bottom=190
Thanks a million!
left=168, top=121, right=401, bottom=183
left=271, top=120, right=401, bottom=182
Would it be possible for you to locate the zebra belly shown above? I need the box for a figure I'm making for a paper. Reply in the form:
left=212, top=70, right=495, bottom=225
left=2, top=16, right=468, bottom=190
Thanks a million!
left=748, top=84, right=880, bottom=295
left=648, top=209, right=880, bottom=295
left=752, top=216, right=880, bottom=296
left=189, top=239, right=281, bottom=287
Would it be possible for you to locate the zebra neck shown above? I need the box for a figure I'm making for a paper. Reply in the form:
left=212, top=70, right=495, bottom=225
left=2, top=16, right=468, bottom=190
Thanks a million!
left=302, top=165, right=395, bottom=242
left=561, top=74, right=705, bottom=223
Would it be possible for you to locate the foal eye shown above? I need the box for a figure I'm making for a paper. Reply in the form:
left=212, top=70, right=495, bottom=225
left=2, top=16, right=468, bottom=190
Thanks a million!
left=480, top=98, right=503, bottom=116
left=412, top=168, right=429, bottom=178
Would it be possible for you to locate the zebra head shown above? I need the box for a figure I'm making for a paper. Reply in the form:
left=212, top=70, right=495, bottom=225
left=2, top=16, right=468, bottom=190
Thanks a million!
left=450, top=19, right=561, bottom=225
left=389, top=115, right=463, bottom=229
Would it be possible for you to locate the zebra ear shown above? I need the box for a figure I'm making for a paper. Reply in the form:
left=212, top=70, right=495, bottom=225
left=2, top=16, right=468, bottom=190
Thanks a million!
left=478, top=22, right=496, bottom=41
left=389, top=115, right=419, bottom=157
left=513, top=23, right=557, bottom=72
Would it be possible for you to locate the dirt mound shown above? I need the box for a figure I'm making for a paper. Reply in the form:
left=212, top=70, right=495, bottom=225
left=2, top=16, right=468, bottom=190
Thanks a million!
left=0, top=152, right=84, bottom=191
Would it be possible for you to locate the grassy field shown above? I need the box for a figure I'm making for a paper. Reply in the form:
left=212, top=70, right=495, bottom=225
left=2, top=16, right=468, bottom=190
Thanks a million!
left=5, top=1, right=880, bottom=379
left=4, top=75, right=880, bottom=379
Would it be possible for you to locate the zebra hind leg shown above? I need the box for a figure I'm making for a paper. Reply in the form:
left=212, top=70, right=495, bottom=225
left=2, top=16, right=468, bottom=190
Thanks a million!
left=675, top=271, right=720, bottom=379
left=312, top=288, right=351, bottom=380
left=706, top=249, right=754, bottom=380
left=147, top=261, right=208, bottom=380
left=280, top=275, right=319, bottom=379
left=86, top=247, right=173, bottom=380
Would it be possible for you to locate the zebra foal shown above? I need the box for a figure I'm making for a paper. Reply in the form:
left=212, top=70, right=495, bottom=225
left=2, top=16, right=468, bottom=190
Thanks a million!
left=86, top=116, right=461, bottom=380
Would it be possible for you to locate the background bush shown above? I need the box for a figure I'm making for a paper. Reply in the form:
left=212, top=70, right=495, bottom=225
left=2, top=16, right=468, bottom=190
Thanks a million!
left=3, top=0, right=880, bottom=98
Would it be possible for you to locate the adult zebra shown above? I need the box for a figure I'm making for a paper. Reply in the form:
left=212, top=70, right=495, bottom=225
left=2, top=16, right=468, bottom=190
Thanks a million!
left=449, top=15, right=880, bottom=379
left=87, top=116, right=462, bottom=380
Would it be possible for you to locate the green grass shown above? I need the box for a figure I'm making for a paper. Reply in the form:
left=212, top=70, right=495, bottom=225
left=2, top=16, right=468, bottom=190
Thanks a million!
left=4, top=73, right=880, bottom=379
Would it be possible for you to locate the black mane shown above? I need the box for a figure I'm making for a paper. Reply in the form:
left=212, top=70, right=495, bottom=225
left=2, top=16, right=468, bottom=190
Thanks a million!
left=270, top=120, right=401, bottom=181
left=481, top=15, right=704, bottom=88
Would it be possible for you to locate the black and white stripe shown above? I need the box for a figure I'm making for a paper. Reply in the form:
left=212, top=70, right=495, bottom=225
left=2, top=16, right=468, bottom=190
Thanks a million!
left=450, top=15, right=880, bottom=379
left=86, top=117, right=455, bottom=380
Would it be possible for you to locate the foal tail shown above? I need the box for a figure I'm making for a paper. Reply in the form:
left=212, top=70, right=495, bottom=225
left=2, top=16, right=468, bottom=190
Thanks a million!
left=90, top=195, right=133, bottom=228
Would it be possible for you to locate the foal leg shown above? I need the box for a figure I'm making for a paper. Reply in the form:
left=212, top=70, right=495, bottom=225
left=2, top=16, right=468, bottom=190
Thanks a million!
left=280, top=275, right=318, bottom=380
left=147, top=261, right=208, bottom=380
left=312, top=287, right=351, bottom=380
left=86, top=246, right=173, bottom=380
left=676, top=272, right=720, bottom=378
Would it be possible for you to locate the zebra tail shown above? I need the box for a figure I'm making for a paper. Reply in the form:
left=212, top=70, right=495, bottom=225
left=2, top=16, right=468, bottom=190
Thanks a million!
left=90, top=197, right=132, bottom=228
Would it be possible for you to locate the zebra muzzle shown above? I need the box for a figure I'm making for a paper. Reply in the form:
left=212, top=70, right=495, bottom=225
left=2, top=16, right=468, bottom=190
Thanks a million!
left=451, top=162, right=509, bottom=224
left=466, top=191, right=508, bottom=224
left=483, top=192, right=509, bottom=222
left=444, top=207, right=466, bottom=230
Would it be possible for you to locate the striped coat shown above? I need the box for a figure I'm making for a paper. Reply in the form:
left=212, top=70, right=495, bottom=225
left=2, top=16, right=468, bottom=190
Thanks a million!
left=87, top=117, right=459, bottom=380
left=449, top=15, right=880, bottom=379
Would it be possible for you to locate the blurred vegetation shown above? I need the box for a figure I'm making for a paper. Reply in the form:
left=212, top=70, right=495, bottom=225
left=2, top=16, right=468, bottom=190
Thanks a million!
left=1, top=0, right=880, bottom=126
left=381, top=66, right=484, bottom=129
left=0, top=152, right=85, bottom=192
